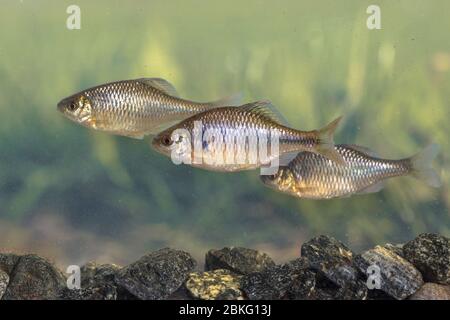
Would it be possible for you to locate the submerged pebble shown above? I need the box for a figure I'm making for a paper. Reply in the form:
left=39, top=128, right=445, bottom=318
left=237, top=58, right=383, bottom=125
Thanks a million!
left=0, top=254, right=66, bottom=300
left=115, top=248, right=196, bottom=300
left=354, top=246, right=423, bottom=300
left=403, top=233, right=450, bottom=285
left=241, top=257, right=316, bottom=300
left=301, top=235, right=367, bottom=300
left=409, top=283, right=450, bottom=300
left=185, top=269, right=243, bottom=300
left=0, top=269, right=9, bottom=299
left=205, top=247, right=275, bottom=275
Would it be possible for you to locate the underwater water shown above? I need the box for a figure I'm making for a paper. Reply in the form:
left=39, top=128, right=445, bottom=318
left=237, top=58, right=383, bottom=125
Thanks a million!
left=0, top=0, right=448, bottom=268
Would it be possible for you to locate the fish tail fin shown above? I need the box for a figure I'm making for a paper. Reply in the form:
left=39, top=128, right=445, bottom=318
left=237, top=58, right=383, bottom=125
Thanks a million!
left=207, top=92, right=243, bottom=107
left=409, top=143, right=441, bottom=188
left=315, top=116, right=345, bottom=165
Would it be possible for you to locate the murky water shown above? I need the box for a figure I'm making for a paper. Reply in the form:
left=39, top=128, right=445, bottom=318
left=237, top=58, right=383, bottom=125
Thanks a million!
left=0, top=0, right=448, bottom=268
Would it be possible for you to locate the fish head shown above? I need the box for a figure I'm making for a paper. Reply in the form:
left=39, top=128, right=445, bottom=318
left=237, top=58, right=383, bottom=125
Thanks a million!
left=57, top=93, right=93, bottom=126
left=260, top=167, right=297, bottom=193
left=152, top=126, right=193, bottom=161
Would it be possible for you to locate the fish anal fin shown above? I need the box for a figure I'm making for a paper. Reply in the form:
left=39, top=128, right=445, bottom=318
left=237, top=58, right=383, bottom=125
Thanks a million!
left=240, top=100, right=290, bottom=126
left=137, top=78, right=179, bottom=97
left=356, top=181, right=385, bottom=195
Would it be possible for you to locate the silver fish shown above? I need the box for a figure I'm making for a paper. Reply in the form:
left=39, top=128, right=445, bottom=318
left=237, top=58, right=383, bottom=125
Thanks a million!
left=261, top=144, right=441, bottom=199
left=152, top=100, right=344, bottom=172
left=57, top=78, right=241, bottom=138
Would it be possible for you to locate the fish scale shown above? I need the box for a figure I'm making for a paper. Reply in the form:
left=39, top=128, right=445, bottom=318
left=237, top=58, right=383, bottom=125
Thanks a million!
left=152, top=101, right=345, bottom=172
left=57, top=78, right=240, bottom=138
left=260, top=144, right=438, bottom=199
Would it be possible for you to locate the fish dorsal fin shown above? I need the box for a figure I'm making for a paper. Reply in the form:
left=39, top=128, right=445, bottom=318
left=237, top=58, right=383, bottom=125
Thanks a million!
left=137, top=78, right=179, bottom=97
left=208, top=93, right=243, bottom=107
left=240, top=100, right=290, bottom=126
left=344, top=144, right=379, bottom=158
left=356, top=181, right=385, bottom=195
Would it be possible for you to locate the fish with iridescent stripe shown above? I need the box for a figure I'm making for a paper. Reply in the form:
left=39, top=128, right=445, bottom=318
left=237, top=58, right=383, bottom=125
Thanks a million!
left=261, top=144, right=441, bottom=199
left=152, top=100, right=345, bottom=172
left=57, top=78, right=241, bottom=139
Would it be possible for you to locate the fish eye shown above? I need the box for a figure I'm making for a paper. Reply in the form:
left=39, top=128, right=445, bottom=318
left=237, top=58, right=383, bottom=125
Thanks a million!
left=69, top=102, right=77, bottom=111
left=162, top=136, right=172, bottom=146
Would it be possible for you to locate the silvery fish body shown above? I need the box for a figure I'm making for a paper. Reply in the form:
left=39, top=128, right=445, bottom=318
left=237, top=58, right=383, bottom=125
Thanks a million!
left=57, top=78, right=240, bottom=138
left=261, top=144, right=441, bottom=199
left=152, top=100, right=344, bottom=172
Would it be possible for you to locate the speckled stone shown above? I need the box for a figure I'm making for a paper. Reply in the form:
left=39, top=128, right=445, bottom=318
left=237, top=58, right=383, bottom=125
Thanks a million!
left=1, top=254, right=66, bottom=300
left=301, top=235, right=367, bottom=300
left=60, top=262, right=134, bottom=300
left=354, top=246, right=423, bottom=300
left=205, top=247, right=275, bottom=275
left=185, top=269, right=243, bottom=300
left=403, top=233, right=450, bottom=285
left=0, top=269, right=9, bottom=299
left=409, top=283, right=450, bottom=300
left=242, top=257, right=316, bottom=300
left=115, top=248, right=196, bottom=300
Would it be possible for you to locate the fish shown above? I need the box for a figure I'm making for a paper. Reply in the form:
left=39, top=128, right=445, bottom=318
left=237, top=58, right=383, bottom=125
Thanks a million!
left=260, top=144, right=441, bottom=199
left=57, top=78, right=241, bottom=139
left=151, top=100, right=344, bottom=172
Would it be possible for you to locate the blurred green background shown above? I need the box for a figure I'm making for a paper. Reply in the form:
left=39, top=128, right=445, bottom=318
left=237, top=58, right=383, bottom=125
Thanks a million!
left=0, top=0, right=448, bottom=267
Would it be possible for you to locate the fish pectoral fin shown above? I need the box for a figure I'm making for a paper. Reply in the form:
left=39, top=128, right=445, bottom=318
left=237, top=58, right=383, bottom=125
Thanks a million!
left=342, top=144, right=380, bottom=158
left=239, top=100, right=291, bottom=126
left=126, top=132, right=146, bottom=139
left=137, top=78, right=179, bottom=97
left=355, top=181, right=385, bottom=195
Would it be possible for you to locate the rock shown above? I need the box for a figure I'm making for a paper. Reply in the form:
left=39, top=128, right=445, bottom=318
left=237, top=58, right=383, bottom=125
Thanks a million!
left=205, top=247, right=275, bottom=275
left=0, top=253, right=20, bottom=274
left=409, top=283, right=450, bottom=300
left=0, top=269, right=9, bottom=299
left=354, top=246, right=423, bottom=300
left=60, top=262, right=134, bottom=300
left=59, top=283, right=118, bottom=300
left=80, top=262, right=121, bottom=288
left=300, top=235, right=367, bottom=300
left=2, top=254, right=66, bottom=300
left=301, top=235, right=367, bottom=300
left=185, top=269, right=243, bottom=300
left=403, top=233, right=450, bottom=285
left=115, top=248, right=196, bottom=300
left=383, top=243, right=405, bottom=258
left=242, top=257, right=315, bottom=300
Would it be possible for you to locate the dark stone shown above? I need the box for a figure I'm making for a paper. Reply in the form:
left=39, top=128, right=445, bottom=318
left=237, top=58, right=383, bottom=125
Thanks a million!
left=409, top=283, right=450, bottom=300
left=0, top=253, right=20, bottom=275
left=185, top=269, right=243, bottom=300
left=0, top=269, right=8, bottom=299
left=167, top=286, right=193, bottom=300
left=301, top=235, right=367, bottom=300
left=115, top=248, right=196, bottom=300
left=205, top=247, right=275, bottom=275
left=59, top=283, right=118, bottom=300
left=403, top=233, right=450, bottom=285
left=354, top=246, right=423, bottom=300
left=59, top=262, right=136, bottom=300
left=2, top=254, right=66, bottom=300
left=242, top=257, right=315, bottom=300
